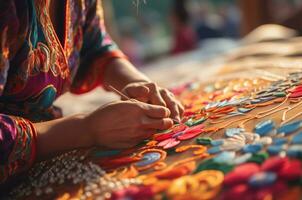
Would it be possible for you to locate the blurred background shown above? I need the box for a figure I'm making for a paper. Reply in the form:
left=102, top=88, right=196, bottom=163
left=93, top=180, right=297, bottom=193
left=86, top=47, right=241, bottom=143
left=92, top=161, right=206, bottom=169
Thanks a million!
left=103, top=0, right=302, bottom=65
left=56, top=0, right=302, bottom=115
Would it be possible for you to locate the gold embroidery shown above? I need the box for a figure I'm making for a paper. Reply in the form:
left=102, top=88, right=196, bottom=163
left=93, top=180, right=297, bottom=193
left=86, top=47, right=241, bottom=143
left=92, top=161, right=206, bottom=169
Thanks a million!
left=33, top=0, right=70, bottom=81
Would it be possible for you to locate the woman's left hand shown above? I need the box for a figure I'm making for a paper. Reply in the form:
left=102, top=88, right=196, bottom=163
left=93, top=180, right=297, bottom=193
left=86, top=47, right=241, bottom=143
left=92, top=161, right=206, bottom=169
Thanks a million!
left=122, top=82, right=184, bottom=122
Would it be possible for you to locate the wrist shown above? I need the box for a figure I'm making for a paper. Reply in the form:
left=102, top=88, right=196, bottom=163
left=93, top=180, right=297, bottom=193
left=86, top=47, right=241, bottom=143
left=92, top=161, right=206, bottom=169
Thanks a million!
left=75, top=113, right=95, bottom=148
left=35, top=113, right=92, bottom=160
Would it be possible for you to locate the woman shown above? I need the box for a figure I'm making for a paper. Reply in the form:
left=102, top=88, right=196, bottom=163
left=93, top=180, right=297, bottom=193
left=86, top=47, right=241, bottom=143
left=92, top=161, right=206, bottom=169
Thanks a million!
left=0, top=0, right=183, bottom=183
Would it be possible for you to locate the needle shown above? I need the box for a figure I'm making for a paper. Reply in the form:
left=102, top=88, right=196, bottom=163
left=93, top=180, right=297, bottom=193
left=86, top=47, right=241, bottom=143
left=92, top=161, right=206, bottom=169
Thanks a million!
left=108, top=85, right=137, bottom=102
left=108, top=85, right=181, bottom=124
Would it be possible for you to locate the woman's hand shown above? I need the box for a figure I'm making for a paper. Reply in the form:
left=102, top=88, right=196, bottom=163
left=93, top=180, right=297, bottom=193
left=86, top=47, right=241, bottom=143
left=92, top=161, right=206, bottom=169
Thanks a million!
left=84, top=100, right=173, bottom=149
left=35, top=100, right=172, bottom=159
left=122, top=82, right=184, bottom=122
left=102, top=59, right=184, bottom=121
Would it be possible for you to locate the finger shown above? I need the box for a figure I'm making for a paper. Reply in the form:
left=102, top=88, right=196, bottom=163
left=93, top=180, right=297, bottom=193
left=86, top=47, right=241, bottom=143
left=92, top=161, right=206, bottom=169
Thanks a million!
left=124, top=85, right=150, bottom=98
left=140, top=103, right=171, bottom=118
left=146, top=83, right=166, bottom=107
left=161, top=89, right=181, bottom=121
left=168, top=91, right=184, bottom=117
left=141, top=117, right=173, bottom=130
left=177, top=101, right=185, bottom=117
left=167, top=90, right=185, bottom=117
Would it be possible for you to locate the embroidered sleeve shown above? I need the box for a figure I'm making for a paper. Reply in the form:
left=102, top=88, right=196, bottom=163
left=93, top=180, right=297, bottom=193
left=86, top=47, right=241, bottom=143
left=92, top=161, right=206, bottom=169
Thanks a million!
left=0, top=0, right=21, bottom=96
left=0, top=115, right=37, bottom=183
left=0, top=28, right=9, bottom=96
left=71, top=0, right=127, bottom=94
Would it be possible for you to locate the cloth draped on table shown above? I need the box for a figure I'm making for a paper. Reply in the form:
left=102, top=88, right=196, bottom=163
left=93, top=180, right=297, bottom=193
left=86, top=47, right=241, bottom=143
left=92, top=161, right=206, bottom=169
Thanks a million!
left=0, top=0, right=126, bottom=183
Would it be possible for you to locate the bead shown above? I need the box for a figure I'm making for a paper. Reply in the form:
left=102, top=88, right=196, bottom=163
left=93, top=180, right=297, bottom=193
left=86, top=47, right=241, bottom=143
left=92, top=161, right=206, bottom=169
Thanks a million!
left=224, top=163, right=260, bottom=186
left=191, top=117, right=207, bottom=126
left=196, top=137, right=212, bottom=145
left=238, top=107, right=254, bottom=113
left=213, top=151, right=236, bottom=164
left=241, top=132, right=259, bottom=143
left=261, top=156, right=288, bottom=172
left=178, top=125, right=204, bottom=140
left=267, top=145, right=285, bottom=155
left=242, top=144, right=263, bottom=153
left=259, top=96, right=276, bottom=102
left=10, top=150, right=139, bottom=200
left=154, top=132, right=174, bottom=142
left=247, top=152, right=269, bottom=164
left=211, top=139, right=224, bottom=146
left=225, top=128, right=245, bottom=137
left=184, top=118, right=193, bottom=127
left=255, top=136, right=272, bottom=145
left=231, top=134, right=245, bottom=142
left=194, top=159, right=234, bottom=174
left=256, top=92, right=274, bottom=99
left=254, top=120, right=275, bottom=136
left=277, top=120, right=302, bottom=135
left=248, top=172, right=277, bottom=188
left=134, top=149, right=167, bottom=171
left=251, top=133, right=260, bottom=142
left=172, top=131, right=185, bottom=138
left=273, top=138, right=288, bottom=145
left=233, top=153, right=252, bottom=165
left=287, top=145, right=302, bottom=158
left=289, top=90, right=302, bottom=98
left=220, top=140, right=244, bottom=151
left=251, top=99, right=262, bottom=104
left=134, top=152, right=161, bottom=167
left=157, top=138, right=180, bottom=149
left=291, top=131, right=302, bottom=144
left=172, top=124, right=187, bottom=133
left=207, top=146, right=222, bottom=154
left=278, top=159, right=302, bottom=181
left=163, top=138, right=181, bottom=149
left=273, top=91, right=286, bottom=97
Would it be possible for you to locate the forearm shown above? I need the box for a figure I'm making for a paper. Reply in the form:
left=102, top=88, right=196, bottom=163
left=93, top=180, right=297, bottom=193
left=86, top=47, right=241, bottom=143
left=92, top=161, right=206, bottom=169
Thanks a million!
left=34, top=114, right=92, bottom=160
left=103, top=58, right=150, bottom=91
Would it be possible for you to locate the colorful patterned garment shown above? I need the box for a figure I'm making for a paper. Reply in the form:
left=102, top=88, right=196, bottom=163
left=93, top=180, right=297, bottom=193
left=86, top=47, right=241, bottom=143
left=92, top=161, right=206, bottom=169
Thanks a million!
left=0, top=0, right=126, bottom=183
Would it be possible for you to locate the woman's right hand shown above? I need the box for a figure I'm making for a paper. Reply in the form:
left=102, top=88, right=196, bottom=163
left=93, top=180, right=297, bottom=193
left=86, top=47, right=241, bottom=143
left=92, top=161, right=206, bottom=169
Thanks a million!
left=84, top=100, right=173, bottom=149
